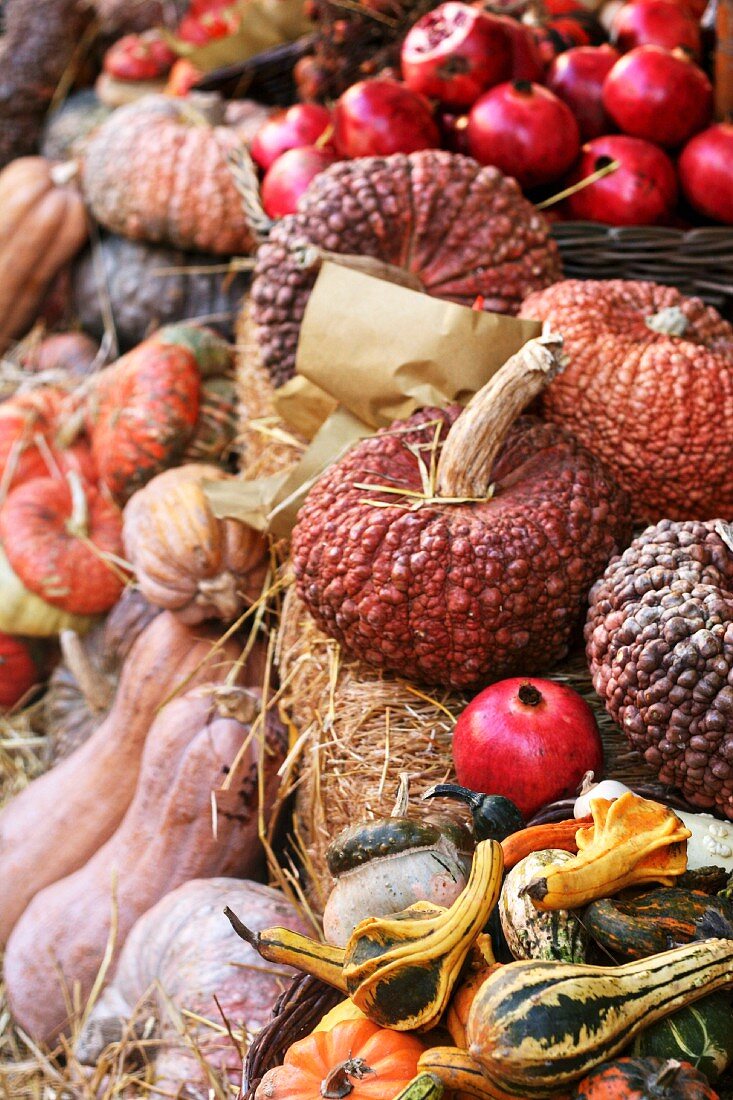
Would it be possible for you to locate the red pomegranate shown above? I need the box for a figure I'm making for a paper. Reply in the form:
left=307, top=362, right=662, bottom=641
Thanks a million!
left=487, top=13, right=547, bottom=81
left=250, top=104, right=334, bottom=171
left=452, top=677, right=604, bottom=820
left=561, top=134, right=678, bottom=225
left=103, top=32, right=176, bottom=81
left=602, top=46, right=713, bottom=149
left=679, top=124, right=733, bottom=226
left=332, top=78, right=440, bottom=157
left=466, top=80, right=580, bottom=190
left=401, top=4, right=513, bottom=109
left=0, top=633, right=38, bottom=710
left=610, top=0, right=701, bottom=58
left=260, top=146, right=339, bottom=218
left=547, top=44, right=620, bottom=140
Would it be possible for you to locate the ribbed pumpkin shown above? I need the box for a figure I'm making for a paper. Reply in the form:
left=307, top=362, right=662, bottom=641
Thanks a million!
left=81, top=94, right=258, bottom=255
left=254, top=1019, right=425, bottom=1100
left=519, top=279, right=733, bottom=524
left=0, top=157, right=88, bottom=354
left=123, top=464, right=269, bottom=624
left=85, top=331, right=202, bottom=503
left=0, top=473, right=126, bottom=615
left=0, top=388, right=96, bottom=494
left=572, top=1058, right=719, bottom=1100
left=0, top=632, right=37, bottom=709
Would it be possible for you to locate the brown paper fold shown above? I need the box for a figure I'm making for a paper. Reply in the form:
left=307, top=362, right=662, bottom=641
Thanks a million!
left=207, top=262, right=542, bottom=536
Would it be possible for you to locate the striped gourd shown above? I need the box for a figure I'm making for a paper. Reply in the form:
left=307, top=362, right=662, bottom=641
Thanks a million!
left=466, top=938, right=733, bottom=1096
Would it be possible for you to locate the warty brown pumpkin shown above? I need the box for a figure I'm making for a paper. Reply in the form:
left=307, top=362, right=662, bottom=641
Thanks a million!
left=292, top=335, right=631, bottom=689
left=81, top=94, right=258, bottom=255
left=0, top=157, right=88, bottom=353
left=0, top=611, right=247, bottom=946
left=123, top=463, right=269, bottom=624
left=4, top=675, right=285, bottom=1044
left=519, top=279, right=733, bottom=524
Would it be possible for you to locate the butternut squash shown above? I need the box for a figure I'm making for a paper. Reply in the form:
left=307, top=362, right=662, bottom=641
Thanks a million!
left=0, top=611, right=247, bottom=946
left=4, top=681, right=286, bottom=1044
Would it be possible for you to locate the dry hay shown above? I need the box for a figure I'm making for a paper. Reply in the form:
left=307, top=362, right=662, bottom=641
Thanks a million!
left=235, top=300, right=305, bottom=481
left=274, top=585, right=660, bottom=911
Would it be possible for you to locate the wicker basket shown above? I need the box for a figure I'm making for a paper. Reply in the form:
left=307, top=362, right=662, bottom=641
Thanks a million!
left=553, top=223, right=733, bottom=319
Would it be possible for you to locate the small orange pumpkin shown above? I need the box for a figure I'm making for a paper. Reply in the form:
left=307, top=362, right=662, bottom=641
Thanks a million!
left=0, top=388, right=95, bottom=494
left=0, top=473, right=126, bottom=615
left=254, top=1019, right=425, bottom=1100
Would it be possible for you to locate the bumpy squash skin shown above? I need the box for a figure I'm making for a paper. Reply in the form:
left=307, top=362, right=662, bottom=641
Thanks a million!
left=586, top=520, right=733, bottom=819
left=81, top=96, right=257, bottom=255
left=0, top=612, right=244, bottom=947
left=500, top=850, right=588, bottom=963
left=519, top=279, right=733, bottom=524
left=292, top=412, right=630, bottom=690
left=4, top=679, right=286, bottom=1044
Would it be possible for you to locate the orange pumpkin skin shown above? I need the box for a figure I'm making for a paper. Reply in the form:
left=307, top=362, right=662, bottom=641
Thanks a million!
left=86, top=336, right=201, bottom=502
left=519, top=279, right=733, bottom=524
left=573, top=1058, right=719, bottom=1100
left=0, top=388, right=96, bottom=493
left=123, top=464, right=269, bottom=624
left=254, top=1019, right=425, bottom=1100
left=0, top=476, right=125, bottom=614
left=0, top=632, right=37, bottom=708
left=81, top=95, right=257, bottom=255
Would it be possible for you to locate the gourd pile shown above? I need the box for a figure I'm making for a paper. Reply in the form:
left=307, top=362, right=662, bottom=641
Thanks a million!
left=0, top=0, right=732, bottom=1096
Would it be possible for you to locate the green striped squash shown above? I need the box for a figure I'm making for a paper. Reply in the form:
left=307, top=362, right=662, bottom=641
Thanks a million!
left=500, top=849, right=588, bottom=963
left=632, top=991, right=733, bottom=1082
left=465, top=939, right=733, bottom=1097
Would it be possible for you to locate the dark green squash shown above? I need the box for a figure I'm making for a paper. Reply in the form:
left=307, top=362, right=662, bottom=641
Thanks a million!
left=71, top=235, right=250, bottom=351
left=421, top=783, right=524, bottom=842
left=632, top=992, right=733, bottom=1083
left=584, top=888, right=733, bottom=960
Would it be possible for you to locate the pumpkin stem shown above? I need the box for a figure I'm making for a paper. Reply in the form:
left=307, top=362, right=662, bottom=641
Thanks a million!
left=391, top=772, right=411, bottom=817
left=59, top=629, right=115, bottom=714
left=649, top=1060, right=686, bottom=1095
left=49, top=160, right=79, bottom=188
left=293, top=246, right=425, bottom=294
left=321, top=1058, right=374, bottom=1098
left=223, top=906, right=260, bottom=948
left=422, top=783, right=524, bottom=842
left=436, top=333, right=564, bottom=499
left=645, top=306, right=690, bottom=337
left=65, top=471, right=89, bottom=539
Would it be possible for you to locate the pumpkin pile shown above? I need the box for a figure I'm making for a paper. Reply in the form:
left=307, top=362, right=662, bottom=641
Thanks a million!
left=1, top=0, right=733, bottom=1096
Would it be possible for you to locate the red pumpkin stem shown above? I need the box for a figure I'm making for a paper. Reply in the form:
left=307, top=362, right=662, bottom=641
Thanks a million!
left=645, top=306, right=690, bottom=337
left=321, top=1058, right=373, bottom=1098
left=65, top=471, right=89, bottom=539
left=436, top=333, right=564, bottom=499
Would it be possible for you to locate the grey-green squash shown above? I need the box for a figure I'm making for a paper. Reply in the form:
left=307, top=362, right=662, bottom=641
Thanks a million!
left=499, top=848, right=588, bottom=963
left=632, top=991, right=733, bottom=1083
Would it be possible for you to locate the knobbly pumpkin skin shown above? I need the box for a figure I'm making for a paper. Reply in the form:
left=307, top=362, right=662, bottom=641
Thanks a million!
left=0, top=632, right=37, bottom=709
left=0, top=157, right=88, bottom=353
left=123, top=464, right=269, bottom=624
left=292, top=412, right=630, bottom=690
left=572, top=1057, right=719, bottom=1100
left=81, top=95, right=258, bottom=255
left=519, top=279, right=733, bottom=524
left=86, top=333, right=202, bottom=503
left=0, top=475, right=126, bottom=615
left=254, top=1018, right=426, bottom=1100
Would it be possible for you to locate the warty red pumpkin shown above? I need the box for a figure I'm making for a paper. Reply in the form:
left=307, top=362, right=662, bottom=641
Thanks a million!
left=519, top=279, right=733, bottom=524
left=586, top=518, right=733, bottom=819
left=292, top=336, right=631, bottom=690
left=81, top=94, right=258, bottom=255
left=250, top=148, right=562, bottom=387
left=0, top=473, right=126, bottom=615
left=0, top=386, right=95, bottom=495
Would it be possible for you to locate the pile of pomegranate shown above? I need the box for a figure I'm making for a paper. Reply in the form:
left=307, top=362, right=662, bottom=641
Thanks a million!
left=244, top=0, right=731, bottom=226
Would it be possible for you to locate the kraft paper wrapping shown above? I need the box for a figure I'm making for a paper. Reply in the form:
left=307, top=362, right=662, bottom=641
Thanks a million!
left=206, top=262, right=542, bottom=537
